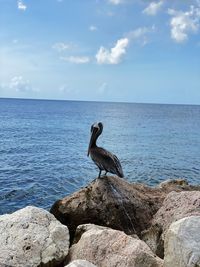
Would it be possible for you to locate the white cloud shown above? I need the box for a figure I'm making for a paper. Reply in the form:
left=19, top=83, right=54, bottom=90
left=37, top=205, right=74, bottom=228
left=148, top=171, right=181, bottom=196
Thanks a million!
left=52, top=42, right=71, bottom=52
left=126, top=25, right=155, bottom=47
left=108, top=0, right=123, bottom=5
left=168, top=5, right=200, bottom=43
left=143, top=1, right=163, bottom=16
left=96, top=38, right=129, bottom=64
left=95, top=26, right=155, bottom=65
left=9, top=76, right=32, bottom=92
left=89, top=25, right=97, bottom=31
left=61, top=56, right=90, bottom=64
left=17, top=0, right=27, bottom=11
left=127, top=26, right=155, bottom=41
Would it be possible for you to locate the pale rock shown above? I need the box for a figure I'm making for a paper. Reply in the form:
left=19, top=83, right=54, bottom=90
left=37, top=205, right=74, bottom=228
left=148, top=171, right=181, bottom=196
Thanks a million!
left=153, top=191, right=200, bottom=236
left=67, top=224, right=163, bottom=267
left=0, top=206, right=70, bottom=267
left=164, top=216, right=200, bottom=267
left=65, top=259, right=97, bottom=267
left=142, top=191, right=200, bottom=258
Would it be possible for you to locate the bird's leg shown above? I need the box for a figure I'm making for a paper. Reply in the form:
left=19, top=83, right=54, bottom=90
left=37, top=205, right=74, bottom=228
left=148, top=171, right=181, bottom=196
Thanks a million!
left=98, top=169, right=102, bottom=178
left=104, top=171, right=108, bottom=176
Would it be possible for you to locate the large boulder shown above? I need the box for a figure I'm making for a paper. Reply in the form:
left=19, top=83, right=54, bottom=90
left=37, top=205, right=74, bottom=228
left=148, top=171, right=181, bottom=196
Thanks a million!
left=50, top=176, right=167, bottom=239
left=142, top=191, right=200, bottom=258
left=67, top=224, right=163, bottom=267
left=164, top=216, right=200, bottom=267
left=51, top=176, right=200, bottom=241
left=65, top=259, right=97, bottom=267
left=0, top=206, right=70, bottom=267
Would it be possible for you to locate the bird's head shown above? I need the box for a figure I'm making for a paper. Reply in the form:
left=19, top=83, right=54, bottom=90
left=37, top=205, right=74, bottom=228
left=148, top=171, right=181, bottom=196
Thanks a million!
left=87, top=122, right=103, bottom=156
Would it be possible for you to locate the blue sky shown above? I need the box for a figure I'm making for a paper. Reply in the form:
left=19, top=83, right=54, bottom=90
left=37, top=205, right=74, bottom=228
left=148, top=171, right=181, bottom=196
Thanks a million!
left=0, top=0, right=200, bottom=104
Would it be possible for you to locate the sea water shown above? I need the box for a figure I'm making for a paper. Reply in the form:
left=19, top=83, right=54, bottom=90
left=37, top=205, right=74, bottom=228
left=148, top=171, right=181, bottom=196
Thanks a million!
left=0, top=98, right=200, bottom=214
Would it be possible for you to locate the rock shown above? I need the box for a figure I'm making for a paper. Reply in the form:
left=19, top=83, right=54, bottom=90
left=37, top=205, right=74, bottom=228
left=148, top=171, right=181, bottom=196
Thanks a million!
left=0, top=206, right=70, bottom=267
left=153, top=191, right=200, bottom=235
left=164, top=216, right=200, bottom=267
left=50, top=176, right=166, bottom=239
left=51, top=176, right=200, bottom=241
left=141, top=224, right=163, bottom=259
left=142, top=191, right=200, bottom=258
left=66, top=224, right=163, bottom=267
left=158, top=178, right=189, bottom=189
left=65, top=259, right=97, bottom=267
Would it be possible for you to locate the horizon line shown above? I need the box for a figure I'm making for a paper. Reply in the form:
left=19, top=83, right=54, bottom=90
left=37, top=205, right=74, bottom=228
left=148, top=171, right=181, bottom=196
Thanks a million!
left=0, top=96, right=199, bottom=107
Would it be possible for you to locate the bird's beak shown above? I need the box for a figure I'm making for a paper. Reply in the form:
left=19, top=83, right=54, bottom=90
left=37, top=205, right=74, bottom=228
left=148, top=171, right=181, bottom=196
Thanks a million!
left=87, top=127, right=98, bottom=156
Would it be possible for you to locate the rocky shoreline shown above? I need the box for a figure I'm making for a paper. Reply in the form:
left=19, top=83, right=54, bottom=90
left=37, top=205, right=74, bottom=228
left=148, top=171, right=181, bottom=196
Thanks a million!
left=1, top=176, right=200, bottom=267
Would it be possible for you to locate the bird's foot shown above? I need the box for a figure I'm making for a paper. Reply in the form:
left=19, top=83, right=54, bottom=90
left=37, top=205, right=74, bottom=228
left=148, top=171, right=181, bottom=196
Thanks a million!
left=97, top=170, right=108, bottom=179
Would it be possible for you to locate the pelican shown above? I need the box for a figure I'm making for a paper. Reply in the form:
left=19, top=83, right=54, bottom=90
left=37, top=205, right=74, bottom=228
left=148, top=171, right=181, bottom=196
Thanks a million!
left=87, top=122, right=124, bottom=178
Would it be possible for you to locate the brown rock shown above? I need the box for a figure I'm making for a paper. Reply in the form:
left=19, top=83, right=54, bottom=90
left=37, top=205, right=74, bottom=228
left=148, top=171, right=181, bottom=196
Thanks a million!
left=50, top=176, right=164, bottom=239
left=50, top=176, right=200, bottom=242
left=66, top=224, right=163, bottom=267
left=158, top=178, right=189, bottom=189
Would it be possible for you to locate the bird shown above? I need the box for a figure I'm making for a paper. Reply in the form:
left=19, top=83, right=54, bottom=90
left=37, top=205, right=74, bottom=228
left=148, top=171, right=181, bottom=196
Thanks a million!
left=87, top=122, right=124, bottom=178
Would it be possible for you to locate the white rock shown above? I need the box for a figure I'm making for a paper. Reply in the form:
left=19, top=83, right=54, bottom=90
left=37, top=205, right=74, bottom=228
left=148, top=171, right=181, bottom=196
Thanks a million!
left=68, top=224, right=163, bottom=267
left=164, top=216, right=200, bottom=267
left=0, top=206, right=70, bottom=267
left=65, top=259, right=97, bottom=267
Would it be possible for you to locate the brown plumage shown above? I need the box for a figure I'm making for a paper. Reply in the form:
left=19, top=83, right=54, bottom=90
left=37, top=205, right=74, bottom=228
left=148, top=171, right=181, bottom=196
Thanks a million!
left=87, top=122, right=124, bottom=178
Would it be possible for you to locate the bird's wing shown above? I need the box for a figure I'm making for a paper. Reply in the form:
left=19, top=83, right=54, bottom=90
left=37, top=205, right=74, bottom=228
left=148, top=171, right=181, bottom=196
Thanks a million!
left=96, top=147, right=124, bottom=177
left=112, top=154, right=124, bottom=177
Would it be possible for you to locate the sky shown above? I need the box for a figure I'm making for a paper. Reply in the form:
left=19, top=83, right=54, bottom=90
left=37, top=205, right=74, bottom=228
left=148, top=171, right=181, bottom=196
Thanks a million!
left=0, top=0, right=200, bottom=104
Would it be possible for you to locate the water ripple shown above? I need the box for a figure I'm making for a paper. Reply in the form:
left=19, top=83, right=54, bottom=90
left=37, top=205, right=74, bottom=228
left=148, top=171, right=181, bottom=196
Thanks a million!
left=0, top=99, right=200, bottom=214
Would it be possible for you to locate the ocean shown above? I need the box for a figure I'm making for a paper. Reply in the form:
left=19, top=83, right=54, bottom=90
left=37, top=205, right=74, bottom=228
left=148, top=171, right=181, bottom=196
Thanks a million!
left=0, top=98, right=200, bottom=214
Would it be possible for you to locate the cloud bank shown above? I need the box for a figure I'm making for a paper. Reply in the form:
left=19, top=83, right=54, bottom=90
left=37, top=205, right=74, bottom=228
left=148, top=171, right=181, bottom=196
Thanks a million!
left=9, top=76, right=32, bottom=92
left=168, top=5, right=200, bottom=43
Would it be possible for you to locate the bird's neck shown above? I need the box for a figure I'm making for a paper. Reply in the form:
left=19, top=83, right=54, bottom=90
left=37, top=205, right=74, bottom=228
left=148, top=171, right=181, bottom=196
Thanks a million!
left=91, top=141, right=97, bottom=148
left=91, top=137, right=98, bottom=148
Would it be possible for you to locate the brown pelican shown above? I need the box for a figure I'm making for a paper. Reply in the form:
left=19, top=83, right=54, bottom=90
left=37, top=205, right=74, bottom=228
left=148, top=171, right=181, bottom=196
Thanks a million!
left=87, top=122, right=124, bottom=178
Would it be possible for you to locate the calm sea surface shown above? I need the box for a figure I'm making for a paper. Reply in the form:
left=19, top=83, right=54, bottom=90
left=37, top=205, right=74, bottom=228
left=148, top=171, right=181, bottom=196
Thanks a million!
left=0, top=98, right=200, bottom=214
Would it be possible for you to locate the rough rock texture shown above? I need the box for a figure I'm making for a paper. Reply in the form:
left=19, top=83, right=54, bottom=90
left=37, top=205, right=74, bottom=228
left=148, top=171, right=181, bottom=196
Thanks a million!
left=50, top=176, right=200, bottom=240
left=142, top=191, right=200, bottom=258
left=153, top=191, right=200, bottom=234
left=141, top=224, right=163, bottom=259
left=0, top=206, right=70, bottom=267
left=164, top=216, right=200, bottom=267
left=158, top=178, right=189, bottom=189
left=65, top=260, right=97, bottom=267
left=67, top=224, right=163, bottom=267
left=49, top=177, right=169, bottom=238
